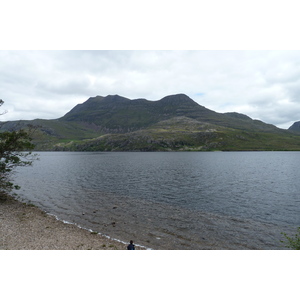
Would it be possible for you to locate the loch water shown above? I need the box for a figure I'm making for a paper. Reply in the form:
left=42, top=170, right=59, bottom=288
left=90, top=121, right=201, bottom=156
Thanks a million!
left=13, top=151, right=300, bottom=249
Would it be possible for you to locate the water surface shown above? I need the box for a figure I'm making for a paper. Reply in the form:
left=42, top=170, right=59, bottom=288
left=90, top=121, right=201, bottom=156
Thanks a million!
left=13, top=151, right=300, bottom=249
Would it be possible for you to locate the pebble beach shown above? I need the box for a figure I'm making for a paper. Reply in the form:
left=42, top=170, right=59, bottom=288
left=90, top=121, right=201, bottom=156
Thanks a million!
left=0, top=195, right=143, bottom=250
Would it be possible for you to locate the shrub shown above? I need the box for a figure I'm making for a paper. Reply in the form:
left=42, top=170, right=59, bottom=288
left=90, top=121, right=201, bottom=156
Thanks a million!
left=281, top=227, right=300, bottom=250
left=0, top=100, right=36, bottom=192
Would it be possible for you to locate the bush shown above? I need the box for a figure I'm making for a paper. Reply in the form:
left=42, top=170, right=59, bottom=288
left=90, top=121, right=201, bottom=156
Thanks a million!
left=0, top=100, right=36, bottom=192
left=281, top=227, right=300, bottom=250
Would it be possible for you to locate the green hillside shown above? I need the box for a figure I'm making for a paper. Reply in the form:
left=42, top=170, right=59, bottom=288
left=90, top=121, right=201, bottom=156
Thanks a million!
left=52, top=116, right=300, bottom=151
left=1, top=94, right=300, bottom=151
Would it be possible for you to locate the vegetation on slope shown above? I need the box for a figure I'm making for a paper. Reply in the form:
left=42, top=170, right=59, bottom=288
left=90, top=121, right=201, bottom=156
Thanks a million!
left=2, top=94, right=300, bottom=151
left=51, top=116, right=300, bottom=152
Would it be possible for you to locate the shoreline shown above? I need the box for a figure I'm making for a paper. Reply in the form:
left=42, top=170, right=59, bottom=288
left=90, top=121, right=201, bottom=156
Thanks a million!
left=1, top=193, right=294, bottom=250
left=0, top=195, right=145, bottom=250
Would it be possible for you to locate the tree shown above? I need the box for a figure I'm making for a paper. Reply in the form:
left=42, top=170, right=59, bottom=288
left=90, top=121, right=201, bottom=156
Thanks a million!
left=0, top=99, right=36, bottom=193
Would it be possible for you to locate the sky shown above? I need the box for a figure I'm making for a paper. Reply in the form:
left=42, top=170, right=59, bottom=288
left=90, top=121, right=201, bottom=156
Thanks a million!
left=1, top=50, right=300, bottom=129
left=1, top=1, right=300, bottom=130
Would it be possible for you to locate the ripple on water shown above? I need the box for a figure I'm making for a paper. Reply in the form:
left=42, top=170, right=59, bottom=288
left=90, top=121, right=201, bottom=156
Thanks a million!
left=13, top=151, right=300, bottom=249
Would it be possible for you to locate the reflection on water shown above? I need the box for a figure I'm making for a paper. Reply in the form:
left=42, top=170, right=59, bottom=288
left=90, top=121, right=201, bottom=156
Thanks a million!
left=13, top=151, right=299, bottom=249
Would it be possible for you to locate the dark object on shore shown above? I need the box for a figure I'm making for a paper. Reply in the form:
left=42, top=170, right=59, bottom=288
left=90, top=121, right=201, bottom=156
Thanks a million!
left=127, top=240, right=135, bottom=250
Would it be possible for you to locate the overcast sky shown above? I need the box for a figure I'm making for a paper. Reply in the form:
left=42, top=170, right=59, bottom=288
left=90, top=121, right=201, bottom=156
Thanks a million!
left=2, top=1, right=300, bottom=129
left=1, top=50, right=300, bottom=129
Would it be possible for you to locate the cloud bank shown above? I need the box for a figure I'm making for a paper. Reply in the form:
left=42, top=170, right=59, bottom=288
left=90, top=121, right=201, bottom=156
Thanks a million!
left=1, top=50, right=300, bottom=129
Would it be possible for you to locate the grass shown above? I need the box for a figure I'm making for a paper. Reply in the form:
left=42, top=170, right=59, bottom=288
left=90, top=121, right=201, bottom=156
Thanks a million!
left=49, top=126, right=300, bottom=152
left=14, top=108, right=300, bottom=152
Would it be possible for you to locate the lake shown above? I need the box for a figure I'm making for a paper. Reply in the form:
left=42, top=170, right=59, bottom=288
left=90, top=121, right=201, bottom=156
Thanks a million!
left=13, top=151, right=300, bottom=249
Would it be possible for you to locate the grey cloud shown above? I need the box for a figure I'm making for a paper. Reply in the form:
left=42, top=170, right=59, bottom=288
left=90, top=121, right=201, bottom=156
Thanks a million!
left=36, top=76, right=92, bottom=96
left=1, top=50, right=300, bottom=128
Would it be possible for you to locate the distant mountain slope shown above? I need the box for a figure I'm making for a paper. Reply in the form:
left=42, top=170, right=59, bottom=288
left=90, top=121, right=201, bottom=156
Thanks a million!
left=288, top=121, right=300, bottom=133
left=1, top=93, right=300, bottom=151
left=53, top=115, right=300, bottom=152
left=60, top=94, right=285, bottom=134
left=60, top=94, right=214, bottom=132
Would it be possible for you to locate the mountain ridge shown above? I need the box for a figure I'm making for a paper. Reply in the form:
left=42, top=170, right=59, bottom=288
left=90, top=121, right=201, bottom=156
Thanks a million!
left=59, top=93, right=286, bottom=133
left=1, top=93, right=300, bottom=151
left=288, top=121, right=300, bottom=133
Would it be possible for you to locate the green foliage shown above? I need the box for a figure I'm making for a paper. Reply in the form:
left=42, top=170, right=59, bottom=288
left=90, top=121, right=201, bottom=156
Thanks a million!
left=0, top=100, right=36, bottom=192
left=281, top=227, right=300, bottom=250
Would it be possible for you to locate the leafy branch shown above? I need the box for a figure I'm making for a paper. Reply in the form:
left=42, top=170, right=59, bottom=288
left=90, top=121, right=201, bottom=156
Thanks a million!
left=0, top=99, right=36, bottom=193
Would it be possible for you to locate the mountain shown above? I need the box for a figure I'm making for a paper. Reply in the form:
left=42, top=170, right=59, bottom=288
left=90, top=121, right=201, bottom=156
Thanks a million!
left=60, top=94, right=216, bottom=132
left=1, top=93, right=300, bottom=151
left=60, top=94, right=286, bottom=133
left=288, top=121, right=300, bottom=133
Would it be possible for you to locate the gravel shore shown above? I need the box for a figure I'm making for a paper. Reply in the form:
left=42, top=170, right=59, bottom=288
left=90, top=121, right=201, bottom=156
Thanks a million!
left=0, top=195, right=143, bottom=250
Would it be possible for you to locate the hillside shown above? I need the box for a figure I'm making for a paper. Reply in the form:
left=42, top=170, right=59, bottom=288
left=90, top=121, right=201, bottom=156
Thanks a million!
left=60, top=94, right=286, bottom=133
left=288, top=121, right=300, bottom=134
left=1, top=94, right=300, bottom=151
